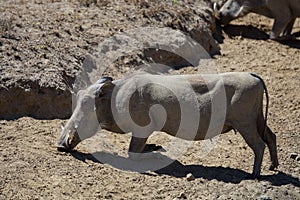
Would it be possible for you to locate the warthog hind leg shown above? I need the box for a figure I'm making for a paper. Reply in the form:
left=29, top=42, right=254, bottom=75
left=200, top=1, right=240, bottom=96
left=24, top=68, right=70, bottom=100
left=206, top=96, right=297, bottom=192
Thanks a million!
left=263, top=126, right=279, bottom=171
left=237, top=124, right=266, bottom=178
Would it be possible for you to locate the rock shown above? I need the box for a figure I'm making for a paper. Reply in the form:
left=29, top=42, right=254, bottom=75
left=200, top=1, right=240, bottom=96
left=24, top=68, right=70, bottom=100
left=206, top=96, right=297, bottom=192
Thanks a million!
left=258, top=195, right=272, bottom=200
left=180, top=193, right=187, bottom=199
left=174, top=192, right=187, bottom=199
left=290, top=153, right=298, bottom=160
left=186, top=173, right=195, bottom=181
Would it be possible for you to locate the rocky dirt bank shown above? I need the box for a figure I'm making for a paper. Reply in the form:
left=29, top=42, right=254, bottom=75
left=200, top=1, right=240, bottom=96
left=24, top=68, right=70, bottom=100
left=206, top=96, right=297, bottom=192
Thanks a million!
left=0, top=0, right=218, bottom=119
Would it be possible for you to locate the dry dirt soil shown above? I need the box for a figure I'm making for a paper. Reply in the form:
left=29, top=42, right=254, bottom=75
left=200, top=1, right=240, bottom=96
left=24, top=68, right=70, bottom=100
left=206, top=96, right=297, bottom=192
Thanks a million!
left=1, top=1, right=300, bottom=200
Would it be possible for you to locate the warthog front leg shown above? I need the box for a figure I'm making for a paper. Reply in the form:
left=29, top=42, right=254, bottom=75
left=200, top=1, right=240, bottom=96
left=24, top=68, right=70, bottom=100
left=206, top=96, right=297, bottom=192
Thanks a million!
left=128, top=136, right=162, bottom=160
left=282, top=18, right=296, bottom=39
left=270, top=17, right=294, bottom=40
left=129, top=136, right=148, bottom=154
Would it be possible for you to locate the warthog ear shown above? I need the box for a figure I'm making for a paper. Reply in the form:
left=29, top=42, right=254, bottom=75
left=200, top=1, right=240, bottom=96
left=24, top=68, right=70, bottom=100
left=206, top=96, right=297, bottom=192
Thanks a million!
left=95, top=81, right=114, bottom=98
left=96, top=77, right=113, bottom=84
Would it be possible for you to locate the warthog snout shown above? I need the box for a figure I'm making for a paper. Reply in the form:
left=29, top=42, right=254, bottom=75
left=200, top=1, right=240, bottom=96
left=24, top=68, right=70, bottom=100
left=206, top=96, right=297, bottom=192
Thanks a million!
left=57, top=125, right=81, bottom=152
left=213, top=2, right=229, bottom=25
left=213, top=0, right=246, bottom=26
left=56, top=77, right=113, bottom=152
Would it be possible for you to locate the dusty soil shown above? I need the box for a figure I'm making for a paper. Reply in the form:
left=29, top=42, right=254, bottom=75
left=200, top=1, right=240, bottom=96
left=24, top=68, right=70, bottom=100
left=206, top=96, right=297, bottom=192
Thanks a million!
left=0, top=1, right=300, bottom=200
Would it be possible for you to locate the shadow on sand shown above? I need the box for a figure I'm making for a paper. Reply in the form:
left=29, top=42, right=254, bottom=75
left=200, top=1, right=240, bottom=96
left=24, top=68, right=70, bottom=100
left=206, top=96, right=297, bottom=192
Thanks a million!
left=222, top=24, right=269, bottom=40
left=217, top=24, right=300, bottom=49
left=70, top=150, right=300, bottom=187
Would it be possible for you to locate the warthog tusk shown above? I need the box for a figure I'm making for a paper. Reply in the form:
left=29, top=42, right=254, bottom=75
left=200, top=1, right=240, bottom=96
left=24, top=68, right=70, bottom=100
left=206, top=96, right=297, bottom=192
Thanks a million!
left=213, top=2, right=219, bottom=13
left=60, top=122, right=65, bottom=131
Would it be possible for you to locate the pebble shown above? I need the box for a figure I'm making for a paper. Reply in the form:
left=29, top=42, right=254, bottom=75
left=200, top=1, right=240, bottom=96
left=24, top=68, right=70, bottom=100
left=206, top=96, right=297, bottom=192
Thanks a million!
left=173, top=192, right=187, bottom=199
left=186, top=173, right=195, bottom=181
left=290, top=153, right=298, bottom=160
left=258, top=195, right=272, bottom=200
left=179, top=192, right=187, bottom=199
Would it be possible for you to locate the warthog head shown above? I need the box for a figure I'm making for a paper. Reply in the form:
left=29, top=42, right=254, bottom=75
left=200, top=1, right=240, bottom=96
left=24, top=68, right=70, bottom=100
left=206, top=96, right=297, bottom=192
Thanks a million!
left=56, top=77, right=113, bottom=151
left=214, top=0, right=250, bottom=25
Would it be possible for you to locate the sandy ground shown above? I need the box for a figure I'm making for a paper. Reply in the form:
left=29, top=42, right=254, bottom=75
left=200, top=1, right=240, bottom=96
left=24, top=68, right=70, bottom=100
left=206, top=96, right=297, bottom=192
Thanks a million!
left=0, top=4, right=300, bottom=200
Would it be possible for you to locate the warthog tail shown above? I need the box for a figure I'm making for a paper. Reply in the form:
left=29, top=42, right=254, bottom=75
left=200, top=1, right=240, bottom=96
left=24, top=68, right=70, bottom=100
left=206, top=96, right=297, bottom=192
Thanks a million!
left=250, top=73, right=269, bottom=138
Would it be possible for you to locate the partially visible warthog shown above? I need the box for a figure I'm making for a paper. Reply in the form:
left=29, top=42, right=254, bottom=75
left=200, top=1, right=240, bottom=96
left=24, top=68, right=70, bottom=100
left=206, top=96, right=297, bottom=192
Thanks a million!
left=57, top=72, right=278, bottom=178
left=214, top=0, right=300, bottom=40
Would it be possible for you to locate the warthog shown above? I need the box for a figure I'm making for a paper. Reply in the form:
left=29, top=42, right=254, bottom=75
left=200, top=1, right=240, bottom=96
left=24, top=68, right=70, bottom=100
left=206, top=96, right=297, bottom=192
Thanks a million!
left=57, top=72, right=278, bottom=178
left=213, top=0, right=300, bottom=40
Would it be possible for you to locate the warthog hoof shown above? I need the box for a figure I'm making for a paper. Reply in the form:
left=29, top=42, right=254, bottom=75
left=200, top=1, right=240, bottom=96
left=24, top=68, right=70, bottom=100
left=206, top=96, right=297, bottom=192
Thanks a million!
left=57, top=146, right=71, bottom=152
left=245, top=173, right=261, bottom=180
left=269, top=163, right=279, bottom=171
left=142, top=144, right=163, bottom=153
